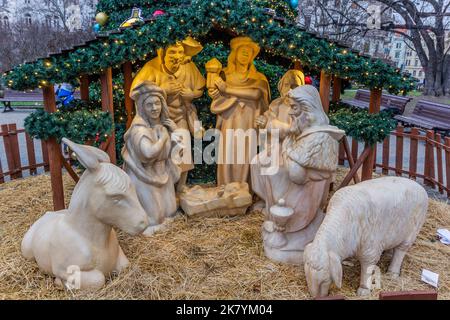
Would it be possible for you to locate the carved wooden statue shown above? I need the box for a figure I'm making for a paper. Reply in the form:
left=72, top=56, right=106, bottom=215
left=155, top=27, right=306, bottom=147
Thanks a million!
left=304, top=177, right=428, bottom=297
left=207, top=36, right=271, bottom=187
left=22, top=138, right=149, bottom=290
left=251, top=85, right=344, bottom=265
left=122, top=81, right=182, bottom=236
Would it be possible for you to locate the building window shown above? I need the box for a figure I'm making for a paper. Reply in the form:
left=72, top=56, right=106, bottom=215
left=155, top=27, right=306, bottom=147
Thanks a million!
left=2, top=16, right=8, bottom=27
left=396, top=43, right=401, bottom=49
left=419, top=71, right=423, bottom=77
left=2, top=0, right=7, bottom=7
left=25, top=13, right=32, bottom=26
left=413, top=71, right=417, bottom=76
left=53, top=16, right=59, bottom=28
left=415, top=59, right=419, bottom=66
left=395, top=51, right=400, bottom=58
left=45, top=15, right=52, bottom=27
left=24, top=0, right=30, bottom=4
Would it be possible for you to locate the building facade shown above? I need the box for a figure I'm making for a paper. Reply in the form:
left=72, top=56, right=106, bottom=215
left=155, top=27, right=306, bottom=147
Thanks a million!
left=0, top=0, right=97, bottom=31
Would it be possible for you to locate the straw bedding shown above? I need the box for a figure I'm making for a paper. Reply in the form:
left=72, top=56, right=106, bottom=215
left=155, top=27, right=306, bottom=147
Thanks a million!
left=0, top=168, right=449, bottom=300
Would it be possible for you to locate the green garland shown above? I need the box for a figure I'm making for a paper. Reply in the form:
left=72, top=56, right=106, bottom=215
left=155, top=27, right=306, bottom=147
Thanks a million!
left=25, top=106, right=113, bottom=144
left=329, top=103, right=397, bottom=146
left=2, top=0, right=416, bottom=93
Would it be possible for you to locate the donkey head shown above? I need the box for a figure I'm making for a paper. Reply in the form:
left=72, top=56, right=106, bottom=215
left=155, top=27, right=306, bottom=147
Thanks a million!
left=63, top=138, right=149, bottom=235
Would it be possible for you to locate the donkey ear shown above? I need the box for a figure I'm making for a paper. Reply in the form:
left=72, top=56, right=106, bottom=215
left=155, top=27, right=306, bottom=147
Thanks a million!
left=62, top=138, right=110, bottom=171
left=328, top=251, right=343, bottom=288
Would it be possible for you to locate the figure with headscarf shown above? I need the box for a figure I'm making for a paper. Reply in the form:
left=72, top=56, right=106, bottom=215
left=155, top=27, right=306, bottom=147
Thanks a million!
left=122, top=81, right=182, bottom=236
left=251, top=85, right=344, bottom=265
left=207, top=36, right=271, bottom=187
left=131, top=37, right=205, bottom=192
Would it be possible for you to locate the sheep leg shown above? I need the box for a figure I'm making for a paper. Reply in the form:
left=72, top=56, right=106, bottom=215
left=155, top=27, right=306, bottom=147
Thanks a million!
left=357, top=262, right=378, bottom=296
left=387, top=247, right=408, bottom=277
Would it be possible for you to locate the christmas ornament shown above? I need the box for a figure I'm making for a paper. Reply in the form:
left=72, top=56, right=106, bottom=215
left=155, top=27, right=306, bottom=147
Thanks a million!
left=152, top=9, right=166, bottom=17
left=95, top=12, right=109, bottom=26
left=93, top=23, right=101, bottom=33
left=120, top=7, right=144, bottom=28
left=289, top=0, right=299, bottom=8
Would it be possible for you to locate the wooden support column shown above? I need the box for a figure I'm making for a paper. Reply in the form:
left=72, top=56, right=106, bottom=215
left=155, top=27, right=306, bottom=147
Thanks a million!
left=123, top=61, right=134, bottom=129
left=100, top=67, right=116, bottom=164
left=80, top=75, right=90, bottom=101
left=319, top=70, right=332, bottom=113
left=332, top=76, right=342, bottom=102
left=361, top=88, right=382, bottom=181
left=43, top=85, right=65, bottom=211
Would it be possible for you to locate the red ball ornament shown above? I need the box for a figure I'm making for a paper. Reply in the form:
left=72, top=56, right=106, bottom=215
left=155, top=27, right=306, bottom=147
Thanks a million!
left=152, top=10, right=165, bottom=17
left=305, top=76, right=313, bottom=85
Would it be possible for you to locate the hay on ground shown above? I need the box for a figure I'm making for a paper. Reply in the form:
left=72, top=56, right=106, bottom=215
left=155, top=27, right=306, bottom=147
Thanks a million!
left=0, top=168, right=448, bottom=300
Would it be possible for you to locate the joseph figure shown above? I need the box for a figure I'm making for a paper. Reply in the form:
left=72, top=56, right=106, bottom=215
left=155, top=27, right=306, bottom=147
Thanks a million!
left=131, top=37, right=205, bottom=192
left=208, top=36, right=270, bottom=187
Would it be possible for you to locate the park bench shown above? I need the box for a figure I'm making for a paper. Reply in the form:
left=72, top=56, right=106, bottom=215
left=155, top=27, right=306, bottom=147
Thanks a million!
left=395, top=99, right=450, bottom=133
left=342, top=89, right=412, bottom=114
left=0, top=90, right=44, bottom=112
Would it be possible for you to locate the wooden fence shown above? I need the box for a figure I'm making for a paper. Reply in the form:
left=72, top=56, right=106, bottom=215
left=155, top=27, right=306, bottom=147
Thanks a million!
left=339, top=125, right=450, bottom=199
left=0, top=123, right=50, bottom=183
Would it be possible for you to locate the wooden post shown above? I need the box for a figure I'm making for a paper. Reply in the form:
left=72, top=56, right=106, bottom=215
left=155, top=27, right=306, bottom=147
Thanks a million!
left=123, top=62, right=134, bottom=129
left=424, top=130, right=435, bottom=188
left=332, top=76, right=342, bottom=103
left=100, top=67, right=116, bottom=164
left=319, top=70, right=332, bottom=113
left=361, top=88, right=382, bottom=181
left=43, top=85, right=65, bottom=211
left=409, top=128, right=419, bottom=180
left=80, top=75, right=90, bottom=101
left=395, top=125, right=404, bottom=176
left=445, top=137, right=450, bottom=198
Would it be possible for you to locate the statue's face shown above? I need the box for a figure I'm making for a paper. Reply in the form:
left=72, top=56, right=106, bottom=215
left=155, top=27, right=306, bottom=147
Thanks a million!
left=164, top=44, right=185, bottom=73
left=236, top=45, right=253, bottom=66
left=144, top=96, right=162, bottom=120
left=288, top=97, right=303, bottom=117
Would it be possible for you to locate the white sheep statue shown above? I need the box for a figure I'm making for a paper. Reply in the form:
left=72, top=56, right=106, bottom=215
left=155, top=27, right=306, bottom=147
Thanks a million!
left=21, top=138, right=149, bottom=290
left=303, top=176, right=428, bottom=297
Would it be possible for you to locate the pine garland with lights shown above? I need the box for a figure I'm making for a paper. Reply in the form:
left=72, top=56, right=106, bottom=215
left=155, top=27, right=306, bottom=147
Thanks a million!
left=24, top=104, right=113, bottom=145
left=2, top=0, right=416, bottom=94
left=329, top=102, right=397, bottom=146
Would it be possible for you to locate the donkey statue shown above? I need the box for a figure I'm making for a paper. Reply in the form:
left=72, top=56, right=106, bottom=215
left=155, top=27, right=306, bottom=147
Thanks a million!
left=21, top=138, right=149, bottom=290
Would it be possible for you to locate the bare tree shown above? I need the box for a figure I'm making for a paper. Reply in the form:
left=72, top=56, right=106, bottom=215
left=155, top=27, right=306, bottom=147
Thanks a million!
left=0, top=16, right=94, bottom=73
left=304, top=0, right=450, bottom=96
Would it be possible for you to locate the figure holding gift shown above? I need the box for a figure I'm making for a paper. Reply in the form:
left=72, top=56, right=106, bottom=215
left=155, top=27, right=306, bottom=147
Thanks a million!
left=207, top=37, right=271, bottom=187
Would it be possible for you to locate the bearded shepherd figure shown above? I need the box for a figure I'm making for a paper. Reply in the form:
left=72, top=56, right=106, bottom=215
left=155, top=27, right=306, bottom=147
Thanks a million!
left=251, top=85, right=344, bottom=265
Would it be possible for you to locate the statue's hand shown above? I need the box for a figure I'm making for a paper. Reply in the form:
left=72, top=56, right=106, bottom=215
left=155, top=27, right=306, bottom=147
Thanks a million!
left=214, top=77, right=227, bottom=93
left=208, top=88, right=221, bottom=100
left=255, top=115, right=267, bottom=128
left=162, top=119, right=178, bottom=132
left=180, top=88, right=195, bottom=101
left=167, top=82, right=183, bottom=95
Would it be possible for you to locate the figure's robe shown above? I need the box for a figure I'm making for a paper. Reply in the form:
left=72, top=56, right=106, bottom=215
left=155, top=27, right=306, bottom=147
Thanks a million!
left=122, top=116, right=181, bottom=226
left=211, top=70, right=270, bottom=186
left=252, top=126, right=343, bottom=234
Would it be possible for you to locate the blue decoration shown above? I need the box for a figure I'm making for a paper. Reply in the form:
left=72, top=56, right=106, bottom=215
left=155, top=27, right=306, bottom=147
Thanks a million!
left=289, top=0, right=299, bottom=8
left=93, top=23, right=101, bottom=33
left=55, top=84, right=75, bottom=107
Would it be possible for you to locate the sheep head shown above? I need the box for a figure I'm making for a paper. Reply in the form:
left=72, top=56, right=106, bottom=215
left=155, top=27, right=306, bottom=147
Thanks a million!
left=304, top=243, right=342, bottom=298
